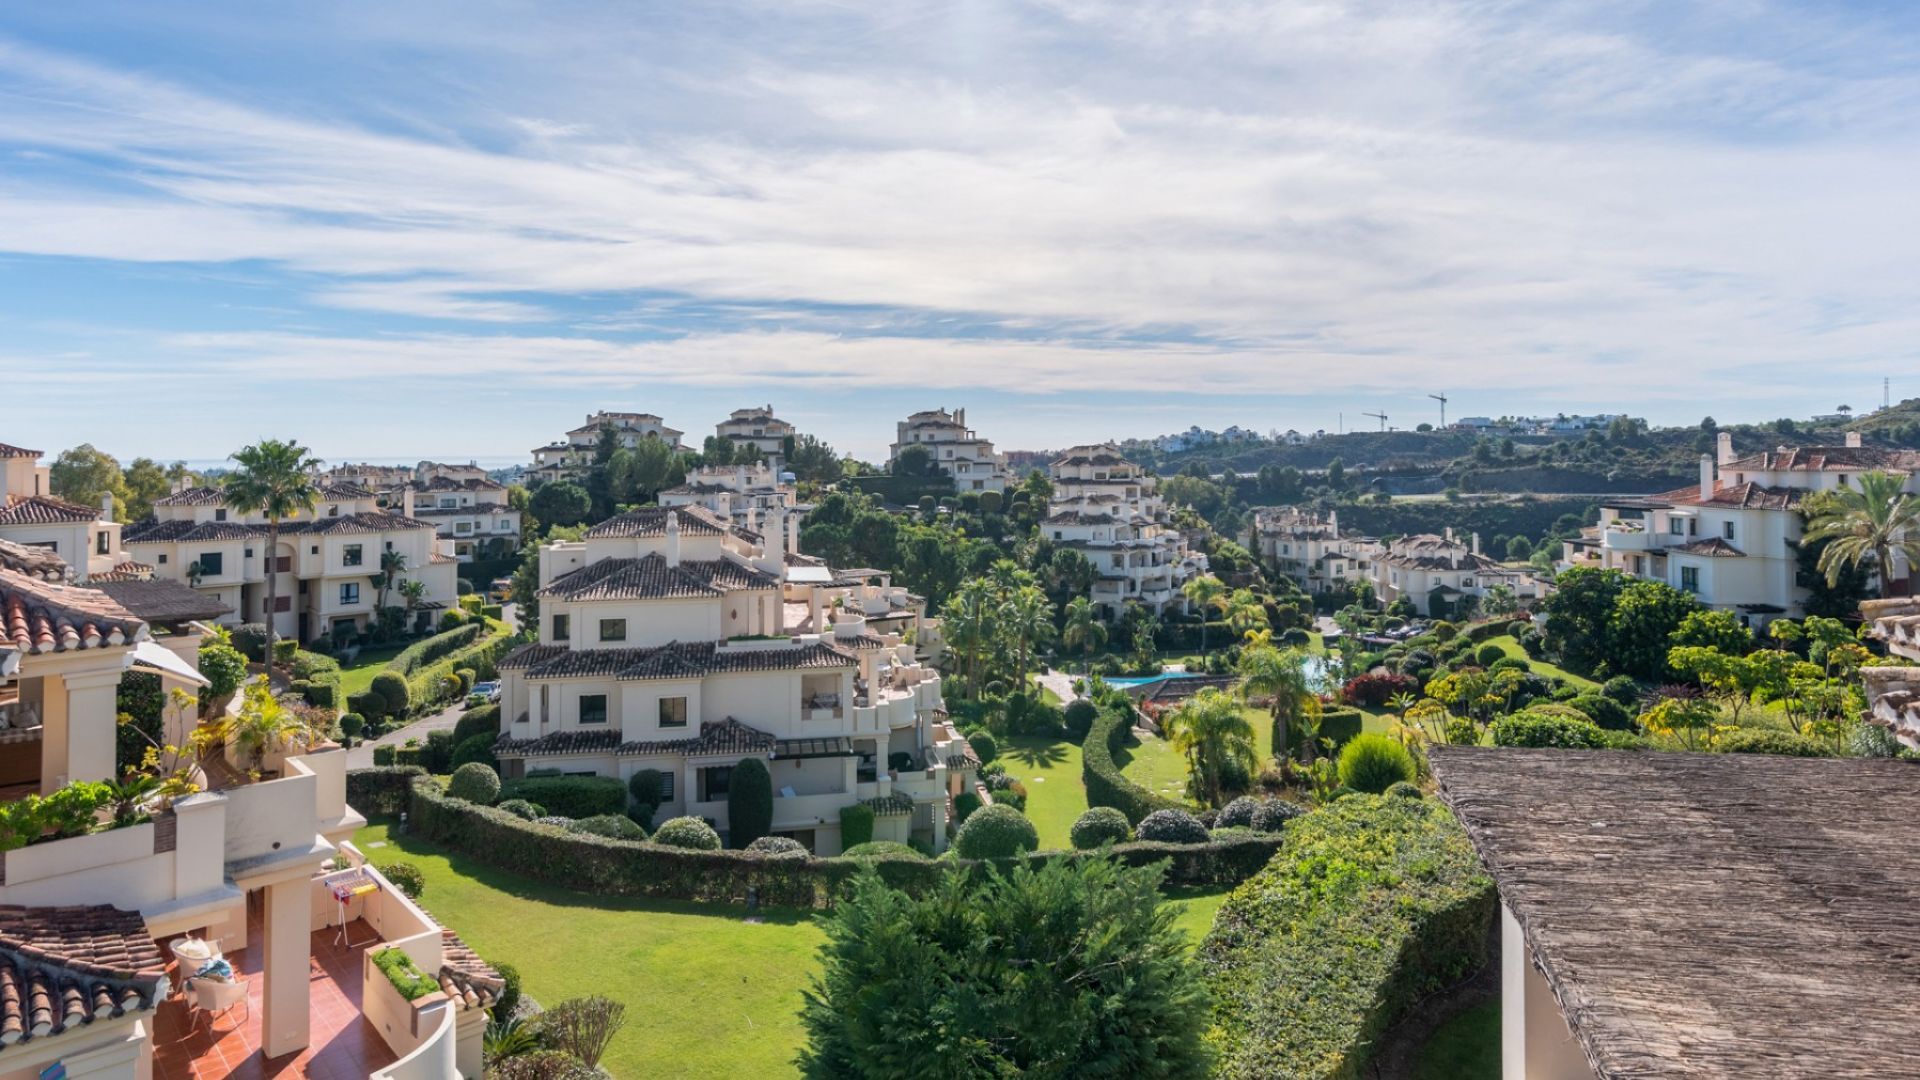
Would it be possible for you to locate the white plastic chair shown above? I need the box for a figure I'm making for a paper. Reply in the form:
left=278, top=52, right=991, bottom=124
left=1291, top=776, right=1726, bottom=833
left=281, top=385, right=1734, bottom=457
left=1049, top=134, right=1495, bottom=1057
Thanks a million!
left=190, top=977, right=249, bottom=1034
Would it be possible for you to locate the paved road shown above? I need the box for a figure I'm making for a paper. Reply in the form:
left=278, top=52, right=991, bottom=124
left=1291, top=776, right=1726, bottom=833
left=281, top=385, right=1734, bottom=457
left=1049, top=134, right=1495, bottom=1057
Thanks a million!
left=344, top=700, right=466, bottom=770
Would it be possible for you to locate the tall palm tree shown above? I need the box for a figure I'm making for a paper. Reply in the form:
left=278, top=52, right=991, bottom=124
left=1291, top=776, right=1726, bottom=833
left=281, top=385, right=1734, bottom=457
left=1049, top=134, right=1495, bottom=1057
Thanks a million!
left=1000, top=585, right=1055, bottom=681
left=1163, top=688, right=1257, bottom=807
left=1236, top=644, right=1314, bottom=767
left=223, top=439, right=321, bottom=648
left=375, top=549, right=411, bottom=612
left=1182, top=574, right=1226, bottom=654
left=939, top=579, right=995, bottom=699
left=400, top=578, right=428, bottom=626
left=1061, top=596, right=1108, bottom=672
left=1804, top=471, right=1920, bottom=597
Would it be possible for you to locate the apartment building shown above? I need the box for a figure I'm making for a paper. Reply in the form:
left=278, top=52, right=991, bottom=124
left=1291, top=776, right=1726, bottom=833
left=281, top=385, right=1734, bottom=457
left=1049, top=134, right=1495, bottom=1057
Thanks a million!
left=122, top=484, right=458, bottom=643
left=381, top=476, right=522, bottom=562
left=715, top=405, right=795, bottom=466
left=528, top=411, right=688, bottom=485
left=1043, top=446, right=1206, bottom=616
left=659, top=462, right=798, bottom=532
left=0, top=442, right=123, bottom=579
left=1248, top=508, right=1383, bottom=596
left=493, top=504, right=971, bottom=855
left=889, top=408, right=1009, bottom=493
left=1559, top=432, right=1917, bottom=625
left=329, top=460, right=491, bottom=490
left=1372, top=530, right=1548, bottom=617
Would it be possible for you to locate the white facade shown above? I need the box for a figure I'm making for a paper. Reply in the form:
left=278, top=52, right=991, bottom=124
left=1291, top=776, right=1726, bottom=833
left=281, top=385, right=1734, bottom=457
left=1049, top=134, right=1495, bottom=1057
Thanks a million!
left=529, top=410, right=689, bottom=484
left=0, top=442, right=123, bottom=580
left=1044, top=446, right=1206, bottom=616
left=495, top=505, right=969, bottom=854
left=383, top=477, right=522, bottom=563
left=715, top=405, right=795, bottom=466
left=889, top=408, right=1009, bottom=493
left=1373, top=530, right=1547, bottom=615
left=1249, top=508, right=1383, bottom=595
left=659, top=462, right=798, bottom=532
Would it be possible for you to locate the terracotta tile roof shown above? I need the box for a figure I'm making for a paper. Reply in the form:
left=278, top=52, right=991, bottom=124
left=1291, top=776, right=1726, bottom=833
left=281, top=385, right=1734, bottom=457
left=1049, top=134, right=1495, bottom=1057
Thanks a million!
left=288, top=512, right=434, bottom=536
left=121, top=519, right=258, bottom=544
left=539, top=554, right=780, bottom=601
left=512, top=640, right=855, bottom=681
left=0, top=496, right=97, bottom=526
left=152, top=487, right=225, bottom=508
left=1723, top=446, right=1920, bottom=473
left=89, top=579, right=233, bottom=623
left=1, top=570, right=146, bottom=653
left=429, top=552, right=459, bottom=564
left=0, top=904, right=167, bottom=1047
left=1654, top=482, right=1805, bottom=511
left=0, top=444, right=42, bottom=460
left=317, top=482, right=376, bottom=500
left=435, top=929, right=502, bottom=1011
left=496, top=643, right=568, bottom=671
left=1375, top=534, right=1501, bottom=572
left=0, top=539, right=70, bottom=582
left=863, top=792, right=914, bottom=816
left=583, top=505, right=731, bottom=539
left=496, top=716, right=777, bottom=759
left=1043, top=511, right=1119, bottom=526
left=1670, top=537, right=1747, bottom=557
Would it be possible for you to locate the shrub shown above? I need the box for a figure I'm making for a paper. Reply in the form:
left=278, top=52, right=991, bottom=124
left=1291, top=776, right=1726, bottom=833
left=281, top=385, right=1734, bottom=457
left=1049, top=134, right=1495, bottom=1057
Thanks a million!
left=1568, top=693, right=1633, bottom=731
left=1716, top=729, right=1829, bottom=757
left=345, top=765, right=424, bottom=816
left=451, top=734, right=498, bottom=772
left=953, top=804, right=1040, bottom=859
left=953, top=791, right=983, bottom=825
left=1337, top=733, right=1417, bottom=794
left=1082, top=702, right=1183, bottom=824
left=800, top=856, right=1209, bottom=1078
left=491, top=961, right=522, bottom=1021
left=1063, top=700, right=1099, bottom=741
left=1215, top=796, right=1262, bottom=830
left=339, top=713, right=366, bottom=741
left=231, top=623, right=270, bottom=662
left=371, top=672, right=412, bottom=718
left=1203, top=795, right=1494, bottom=1079
left=1135, top=808, right=1209, bottom=845
left=1490, top=711, right=1615, bottom=749
left=627, top=768, right=664, bottom=811
left=500, top=775, right=626, bottom=819
left=372, top=947, right=438, bottom=1000
left=1341, top=671, right=1420, bottom=707
left=748, top=836, right=810, bottom=857
left=1069, top=806, right=1133, bottom=849
left=454, top=667, right=476, bottom=694
left=376, top=860, right=426, bottom=899
left=347, top=690, right=387, bottom=722
left=1249, top=799, right=1304, bottom=833
left=838, top=803, right=875, bottom=849
left=197, top=645, right=248, bottom=701
left=1487, top=656, right=1530, bottom=676
left=447, top=762, right=501, bottom=805
left=481, top=603, right=504, bottom=620
left=490, top=1052, right=595, bottom=1080
left=302, top=681, right=336, bottom=708
left=1474, top=643, right=1508, bottom=667
left=841, top=841, right=925, bottom=859
left=653, top=816, right=723, bottom=851
left=727, top=757, right=774, bottom=848
left=569, top=814, right=648, bottom=841
left=968, top=730, right=999, bottom=766
left=1385, top=781, right=1424, bottom=800
left=539, top=995, right=626, bottom=1070
left=417, top=729, right=457, bottom=773
left=371, top=745, right=396, bottom=767
left=1602, top=675, right=1640, bottom=707
left=497, top=799, right=543, bottom=820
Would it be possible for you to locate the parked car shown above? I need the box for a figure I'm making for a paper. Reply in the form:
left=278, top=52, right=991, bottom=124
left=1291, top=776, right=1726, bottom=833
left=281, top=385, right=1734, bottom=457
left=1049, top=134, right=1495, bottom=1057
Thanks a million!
left=468, top=681, right=501, bottom=707
left=488, top=577, right=513, bottom=602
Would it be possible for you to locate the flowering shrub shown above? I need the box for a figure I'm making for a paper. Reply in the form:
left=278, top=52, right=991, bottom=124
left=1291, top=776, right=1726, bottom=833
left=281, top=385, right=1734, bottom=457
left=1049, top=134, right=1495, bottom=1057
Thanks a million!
left=1342, top=672, right=1421, bottom=707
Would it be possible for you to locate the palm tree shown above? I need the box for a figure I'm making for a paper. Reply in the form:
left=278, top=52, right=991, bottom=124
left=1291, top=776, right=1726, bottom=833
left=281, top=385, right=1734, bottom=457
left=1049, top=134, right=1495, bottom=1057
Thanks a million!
left=223, top=439, right=321, bottom=648
left=1000, top=585, right=1055, bottom=680
left=939, top=579, right=995, bottom=699
left=1222, top=588, right=1269, bottom=642
left=400, top=579, right=428, bottom=629
left=1182, top=574, right=1226, bottom=654
left=1236, top=644, right=1315, bottom=767
left=1163, top=688, right=1257, bottom=807
left=375, top=549, right=410, bottom=612
left=1804, top=471, right=1920, bottom=597
left=1061, top=596, right=1108, bottom=672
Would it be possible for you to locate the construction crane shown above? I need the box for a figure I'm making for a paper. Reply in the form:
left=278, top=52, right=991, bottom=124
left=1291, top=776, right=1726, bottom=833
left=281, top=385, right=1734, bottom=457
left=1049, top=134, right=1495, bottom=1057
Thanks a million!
left=1429, top=393, right=1448, bottom=428
left=1362, top=411, right=1389, bottom=432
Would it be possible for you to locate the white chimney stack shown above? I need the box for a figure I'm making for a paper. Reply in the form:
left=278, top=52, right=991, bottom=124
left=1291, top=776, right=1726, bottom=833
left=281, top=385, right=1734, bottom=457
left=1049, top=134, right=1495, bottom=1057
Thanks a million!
left=745, top=502, right=759, bottom=536
left=100, top=492, right=114, bottom=521
left=1471, top=532, right=1481, bottom=557
left=787, top=506, right=800, bottom=557
left=1699, top=454, right=1715, bottom=501
left=1717, top=431, right=1734, bottom=466
left=401, top=485, right=416, bottom=519
left=1846, top=431, right=1863, bottom=448
left=665, top=512, right=681, bottom=568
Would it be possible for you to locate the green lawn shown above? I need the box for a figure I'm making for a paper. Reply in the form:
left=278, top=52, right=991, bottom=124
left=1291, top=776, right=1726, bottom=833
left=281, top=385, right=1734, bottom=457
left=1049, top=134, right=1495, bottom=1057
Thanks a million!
left=1001, top=735, right=1088, bottom=849
left=1412, top=999, right=1500, bottom=1080
left=336, top=646, right=407, bottom=698
left=1115, top=729, right=1194, bottom=803
left=1483, top=634, right=1599, bottom=691
left=1163, top=886, right=1232, bottom=944
left=354, top=821, right=824, bottom=1079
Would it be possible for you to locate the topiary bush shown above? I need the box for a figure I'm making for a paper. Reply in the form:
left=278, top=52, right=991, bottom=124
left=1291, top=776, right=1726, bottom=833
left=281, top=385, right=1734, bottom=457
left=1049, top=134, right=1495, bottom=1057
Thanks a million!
left=497, top=799, right=543, bottom=820
left=1490, top=711, right=1616, bottom=749
left=1716, top=729, right=1829, bottom=757
left=1215, top=796, right=1262, bottom=830
left=726, top=757, right=773, bottom=848
left=1337, top=733, right=1417, bottom=795
left=840, top=841, right=926, bottom=860
left=1474, top=643, right=1507, bottom=668
left=371, top=672, right=412, bottom=719
left=452, top=704, right=500, bottom=746
left=569, top=814, right=648, bottom=841
left=967, top=730, right=998, bottom=766
left=1135, top=808, right=1209, bottom=845
left=450, top=734, right=497, bottom=772
left=447, top=762, right=501, bottom=805
left=653, top=816, right=723, bottom=851
left=1385, top=781, right=1424, bottom=800
left=1249, top=799, right=1304, bottom=833
left=371, top=744, right=397, bottom=767
left=376, top=860, right=425, bottom=899
left=953, top=791, right=983, bottom=825
left=231, top=623, right=270, bottom=662
left=347, top=690, right=387, bottom=723
left=500, top=775, right=626, bottom=819
left=747, top=835, right=809, bottom=858
left=339, top=713, right=365, bottom=742
left=491, top=961, right=522, bottom=1022
left=421, top=729, right=458, bottom=774
left=1069, top=806, right=1133, bottom=850
left=838, top=803, right=875, bottom=849
left=1602, top=675, right=1640, bottom=708
left=953, top=803, right=1040, bottom=859
left=1568, top=693, right=1633, bottom=731
left=1063, top=700, right=1099, bottom=741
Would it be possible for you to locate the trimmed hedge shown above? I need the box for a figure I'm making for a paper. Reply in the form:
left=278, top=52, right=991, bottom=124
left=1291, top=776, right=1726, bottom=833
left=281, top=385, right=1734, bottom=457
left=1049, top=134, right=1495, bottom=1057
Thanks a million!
left=953, top=804, right=1039, bottom=860
left=384, top=621, right=521, bottom=716
left=345, top=766, right=427, bottom=816
left=1082, top=702, right=1183, bottom=824
left=1069, top=807, right=1133, bottom=849
left=499, top=775, right=626, bottom=819
left=388, top=622, right=484, bottom=677
left=1202, top=794, right=1495, bottom=1079
left=1281, top=706, right=1365, bottom=761
left=839, top=804, right=875, bottom=849
left=1490, top=711, right=1641, bottom=750
left=447, top=762, right=501, bottom=805
left=452, top=704, right=501, bottom=746
left=1716, top=729, right=1830, bottom=757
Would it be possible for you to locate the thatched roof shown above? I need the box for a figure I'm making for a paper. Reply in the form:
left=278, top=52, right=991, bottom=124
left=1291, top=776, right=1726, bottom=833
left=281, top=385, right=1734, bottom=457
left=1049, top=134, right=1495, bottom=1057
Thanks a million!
left=1430, top=746, right=1920, bottom=1080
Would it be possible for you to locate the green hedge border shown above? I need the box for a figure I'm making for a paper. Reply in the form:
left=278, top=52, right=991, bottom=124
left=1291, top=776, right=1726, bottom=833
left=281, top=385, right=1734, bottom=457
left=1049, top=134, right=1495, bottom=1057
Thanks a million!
left=390, top=620, right=521, bottom=716
left=1082, top=701, right=1185, bottom=824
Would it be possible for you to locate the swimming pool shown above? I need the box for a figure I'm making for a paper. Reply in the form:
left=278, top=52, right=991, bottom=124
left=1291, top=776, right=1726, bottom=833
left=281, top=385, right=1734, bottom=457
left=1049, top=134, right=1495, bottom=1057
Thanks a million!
left=1099, top=655, right=1335, bottom=690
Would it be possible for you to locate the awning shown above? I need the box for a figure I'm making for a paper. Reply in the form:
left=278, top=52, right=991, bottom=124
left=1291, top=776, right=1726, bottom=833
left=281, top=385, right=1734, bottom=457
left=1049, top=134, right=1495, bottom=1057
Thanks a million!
left=130, top=641, right=210, bottom=687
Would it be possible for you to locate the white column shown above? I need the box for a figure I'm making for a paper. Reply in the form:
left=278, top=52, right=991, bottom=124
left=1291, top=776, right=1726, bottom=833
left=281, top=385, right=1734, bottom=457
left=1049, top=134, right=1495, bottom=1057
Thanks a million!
left=64, top=669, right=122, bottom=786
left=1502, top=904, right=1595, bottom=1080
left=931, top=797, right=947, bottom=851
left=261, top=877, right=313, bottom=1058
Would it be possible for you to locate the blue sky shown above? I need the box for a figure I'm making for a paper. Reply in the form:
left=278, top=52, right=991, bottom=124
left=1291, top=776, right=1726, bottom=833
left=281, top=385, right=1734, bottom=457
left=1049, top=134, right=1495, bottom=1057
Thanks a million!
left=4, top=1, right=1920, bottom=464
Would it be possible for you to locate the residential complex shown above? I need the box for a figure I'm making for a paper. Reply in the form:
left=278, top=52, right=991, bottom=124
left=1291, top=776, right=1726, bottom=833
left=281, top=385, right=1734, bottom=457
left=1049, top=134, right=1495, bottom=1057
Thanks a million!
left=528, top=411, right=689, bottom=484
left=1560, top=432, right=1917, bottom=626
left=492, top=504, right=972, bottom=855
left=889, top=408, right=1009, bottom=493
left=328, top=460, right=493, bottom=490
left=659, top=462, right=799, bottom=532
left=715, top=405, right=795, bottom=467
left=1373, top=531, right=1546, bottom=616
left=1042, top=445, right=1205, bottom=615
left=0, top=442, right=122, bottom=580
left=1248, top=508, right=1381, bottom=596
left=378, top=475, right=522, bottom=563
left=123, top=484, right=459, bottom=643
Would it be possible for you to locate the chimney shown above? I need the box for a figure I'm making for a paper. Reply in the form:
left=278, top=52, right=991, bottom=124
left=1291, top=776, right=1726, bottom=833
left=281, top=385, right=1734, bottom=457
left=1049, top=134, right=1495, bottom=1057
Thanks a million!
left=1444, top=526, right=1454, bottom=543
left=955, top=407, right=966, bottom=428
left=1329, top=510, right=1339, bottom=535
left=787, top=505, right=800, bottom=557
left=1699, top=454, right=1715, bottom=501
left=401, top=485, right=416, bottom=519
left=1471, top=532, right=1481, bottom=556
left=665, top=512, right=681, bottom=568
left=745, top=502, right=759, bottom=536
left=100, top=492, right=114, bottom=522
left=1846, top=431, right=1863, bottom=448
left=1717, top=431, right=1734, bottom=466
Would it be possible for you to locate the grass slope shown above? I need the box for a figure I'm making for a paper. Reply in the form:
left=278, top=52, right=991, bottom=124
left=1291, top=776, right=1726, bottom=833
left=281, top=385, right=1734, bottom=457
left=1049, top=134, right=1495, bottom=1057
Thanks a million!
left=1001, top=735, right=1087, bottom=850
left=1412, top=1000, right=1500, bottom=1080
left=336, top=646, right=407, bottom=698
left=1483, top=634, right=1599, bottom=691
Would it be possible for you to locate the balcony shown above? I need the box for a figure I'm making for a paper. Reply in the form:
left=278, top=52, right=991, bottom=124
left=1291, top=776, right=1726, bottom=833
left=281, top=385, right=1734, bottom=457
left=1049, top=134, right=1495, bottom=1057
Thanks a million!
left=1600, top=526, right=1662, bottom=553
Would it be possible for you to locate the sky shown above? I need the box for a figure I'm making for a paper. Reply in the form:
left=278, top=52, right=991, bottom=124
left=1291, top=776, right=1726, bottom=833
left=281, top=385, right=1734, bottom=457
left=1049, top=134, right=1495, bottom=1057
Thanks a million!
left=3, top=0, right=1919, bottom=465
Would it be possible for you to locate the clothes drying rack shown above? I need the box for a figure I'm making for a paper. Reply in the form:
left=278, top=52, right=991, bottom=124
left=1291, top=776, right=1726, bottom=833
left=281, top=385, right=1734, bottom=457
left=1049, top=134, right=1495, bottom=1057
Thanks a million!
left=321, top=866, right=379, bottom=948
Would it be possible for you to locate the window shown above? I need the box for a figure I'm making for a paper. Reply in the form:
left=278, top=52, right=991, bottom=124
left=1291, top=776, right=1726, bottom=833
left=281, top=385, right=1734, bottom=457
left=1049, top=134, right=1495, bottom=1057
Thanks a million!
left=157, top=553, right=167, bottom=564
left=245, top=547, right=254, bottom=558
left=552, top=614, right=570, bottom=641
left=1839, top=473, right=1850, bottom=488
left=579, top=694, right=608, bottom=725
left=1680, top=566, right=1700, bottom=594
left=196, top=552, right=224, bottom=576
left=440, top=497, right=458, bottom=508
left=659, top=697, right=688, bottom=728
left=657, top=772, right=675, bottom=800
left=343, top=543, right=363, bottom=567
left=700, top=765, right=733, bottom=801
left=214, top=509, right=227, bottom=522
left=1722, top=521, right=1735, bottom=541
left=95, top=532, right=109, bottom=555
left=599, top=618, right=627, bottom=642
left=310, top=545, right=319, bottom=555
left=454, top=521, right=473, bottom=535
left=1669, top=518, right=1685, bottom=536
left=274, top=596, right=291, bottom=613
left=339, top=582, right=360, bottom=605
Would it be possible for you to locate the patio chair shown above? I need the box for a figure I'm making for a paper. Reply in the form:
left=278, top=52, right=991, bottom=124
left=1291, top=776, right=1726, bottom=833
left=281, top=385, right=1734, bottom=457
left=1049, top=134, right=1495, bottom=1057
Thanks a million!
left=189, top=976, right=249, bottom=1035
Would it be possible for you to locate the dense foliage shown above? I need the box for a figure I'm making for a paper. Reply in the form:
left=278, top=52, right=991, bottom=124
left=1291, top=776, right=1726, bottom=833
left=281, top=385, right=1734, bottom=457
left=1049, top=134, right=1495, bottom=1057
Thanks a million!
left=499, top=775, right=626, bottom=819
left=952, top=804, right=1040, bottom=860
left=653, top=816, right=724, bottom=851
left=1069, top=806, right=1134, bottom=849
left=1334, top=733, right=1417, bottom=794
left=1135, top=809, right=1209, bottom=845
left=447, top=762, right=501, bottom=805
left=727, top=757, right=774, bottom=848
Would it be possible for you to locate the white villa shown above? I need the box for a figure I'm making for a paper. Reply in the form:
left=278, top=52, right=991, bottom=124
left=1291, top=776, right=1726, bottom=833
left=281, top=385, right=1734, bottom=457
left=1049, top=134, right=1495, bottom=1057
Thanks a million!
left=1372, top=531, right=1547, bottom=616
left=0, top=443, right=123, bottom=580
left=1042, top=446, right=1205, bottom=616
left=1559, top=433, right=1917, bottom=626
left=889, top=409, right=1009, bottom=493
left=529, top=411, right=688, bottom=485
left=493, top=504, right=973, bottom=855
left=659, top=462, right=798, bottom=532
left=0, top=550, right=496, bottom=1078
left=381, top=476, right=522, bottom=563
left=122, top=484, right=459, bottom=644
left=329, top=460, right=492, bottom=491
left=1248, top=508, right=1383, bottom=596
left=715, top=405, right=795, bottom=467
